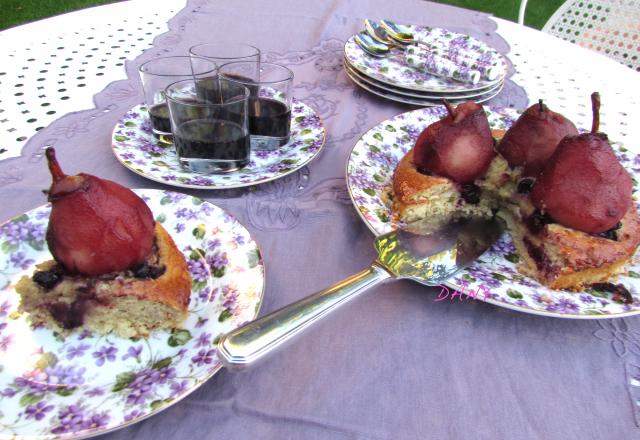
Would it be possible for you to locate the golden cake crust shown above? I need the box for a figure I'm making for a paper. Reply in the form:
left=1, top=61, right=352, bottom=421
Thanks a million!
left=392, top=147, right=451, bottom=208
left=112, top=222, right=191, bottom=313
left=544, top=206, right=640, bottom=271
left=393, top=129, right=506, bottom=209
left=526, top=205, right=640, bottom=290
left=16, top=222, right=192, bottom=337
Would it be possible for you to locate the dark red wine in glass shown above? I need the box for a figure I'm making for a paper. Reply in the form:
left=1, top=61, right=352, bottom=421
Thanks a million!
left=247, top=97, right=291, bottom=149
left=148, top=103, right=172, bottom=133
left=174, top=118, right=250, bottom=173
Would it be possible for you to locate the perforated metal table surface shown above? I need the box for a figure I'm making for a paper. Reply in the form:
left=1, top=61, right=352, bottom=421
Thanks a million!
left=0, top=0, right=186, bottom=160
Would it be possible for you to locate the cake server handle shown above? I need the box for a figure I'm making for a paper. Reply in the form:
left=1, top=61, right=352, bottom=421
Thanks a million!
left=217, top=218, right=501, bottom=370
left=216, top=263, right=392, bottom=370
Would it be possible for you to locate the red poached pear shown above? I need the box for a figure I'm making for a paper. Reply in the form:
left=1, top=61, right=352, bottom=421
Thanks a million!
left=45, top=148, right=155, bottom=275
left=531, top=93, right=633, bottom=234
left=497, top=99, right=578, bottom=176
left=413, top=100, right=495, bottom=184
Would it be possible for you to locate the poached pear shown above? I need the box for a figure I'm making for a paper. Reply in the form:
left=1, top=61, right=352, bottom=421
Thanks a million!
left=531, top=93, right=633, bottom=234
left=413, top=100, right=495, bottom=184
left=498, top=99, right=578, bottom=176
left=45, top=148, right=155, bottom=275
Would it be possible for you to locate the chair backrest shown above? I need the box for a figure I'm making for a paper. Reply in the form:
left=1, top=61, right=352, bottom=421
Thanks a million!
left=519, top=0, right=640, bottom=71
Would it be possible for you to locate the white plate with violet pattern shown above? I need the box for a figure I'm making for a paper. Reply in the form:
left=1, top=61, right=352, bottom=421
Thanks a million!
left=344, top=57, right=504, bottom=100
left=112, top=100, right=325, bottom=189
left=346, top=106, right=640, bottom=319
left=0, top=189, right=264, bottom=439
left=344, top=61, right=504, bottom=107
left=344, top=25, right=507, bottom=94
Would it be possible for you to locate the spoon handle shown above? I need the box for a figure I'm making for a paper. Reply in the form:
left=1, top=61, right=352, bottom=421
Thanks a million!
left=217, top=263, right=392, bottom=369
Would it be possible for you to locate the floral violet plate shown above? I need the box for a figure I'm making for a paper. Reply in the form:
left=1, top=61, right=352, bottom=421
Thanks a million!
left=112, top=100, right=325, bottom=189
left=344, top=57, right=503, bottom=100
left=345, top=62, right=504, bottom=107
left=0, top=189, right=265, bottom=439
left=346, top=106, right=640, bottom=319
left=344, top=26, right=507, bottom=94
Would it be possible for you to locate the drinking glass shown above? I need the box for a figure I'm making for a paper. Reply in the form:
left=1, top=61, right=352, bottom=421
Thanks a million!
left=189, top=42, right=260, bottom=68
left=218, top=61, right=294, bottom=150
left=138, top=56, right=217, bottom=144
left=165, top=78, right=251, bottom=174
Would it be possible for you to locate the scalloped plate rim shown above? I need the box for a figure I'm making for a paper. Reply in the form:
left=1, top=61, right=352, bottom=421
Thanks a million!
left=345, top=64, right=504, bottom=106
left=343, top=56, right=503, bottom=99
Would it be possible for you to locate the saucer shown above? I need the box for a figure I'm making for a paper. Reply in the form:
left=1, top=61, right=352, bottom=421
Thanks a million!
left=112, top=100, right=325, bottom=189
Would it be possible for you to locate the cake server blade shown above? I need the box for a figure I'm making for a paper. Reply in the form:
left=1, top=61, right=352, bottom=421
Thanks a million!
left=217, top=217, right=503, bottom=369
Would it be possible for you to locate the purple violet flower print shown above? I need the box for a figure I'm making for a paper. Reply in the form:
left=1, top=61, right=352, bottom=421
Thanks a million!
left=10, top=251, right=34, bottom=270
left=85, top=388, right=105, bottom=397
left=124, top=409, right=145, bottom=422
left=0, top=335, right=12, bottom=351
left=92, top=346, right=118, bottom=366
left=188, top=258, right=209, bottom=283
left=170, top=380, right=189, bottom=397
left=51, top=405, right=85, bottom=434
left=1, top=387, right=17, bottom=397
left=156, top=367, right=176, bottom=384
left=25, top=401, right=54, bottom=420
left=191, top=349, right=215, bottom=367
left=82, top=413, right=110, bottom=430
left=122, top=345, right=143, bottom=361
left=0, top=300, right=10, bottom=317
left=45, top=364, right=86, bottom=387
left=196, top=332, right=212, bottom=347
left=66, top=343, right=91, bottom=360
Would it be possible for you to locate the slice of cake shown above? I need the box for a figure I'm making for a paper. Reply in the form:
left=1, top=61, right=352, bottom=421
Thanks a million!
left=392, top=101, right=498, bottom=233
left=15, top=148, right=191, bottom=338
left=16, top=223, right=191, bottom=338
left=499, top=192, right=640, bottom=290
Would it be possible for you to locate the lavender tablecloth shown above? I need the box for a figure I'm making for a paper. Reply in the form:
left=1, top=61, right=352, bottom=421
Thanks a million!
left=1, top=0, right=637, bottom=438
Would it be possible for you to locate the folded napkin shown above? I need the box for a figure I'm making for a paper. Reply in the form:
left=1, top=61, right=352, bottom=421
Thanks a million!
left=405, top=45, right=482, bottom=84
left=404, top=30, right=503, bottom=84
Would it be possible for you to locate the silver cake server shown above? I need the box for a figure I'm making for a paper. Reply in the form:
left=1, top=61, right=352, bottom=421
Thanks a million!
left=217, top=218, right=503, bottom=369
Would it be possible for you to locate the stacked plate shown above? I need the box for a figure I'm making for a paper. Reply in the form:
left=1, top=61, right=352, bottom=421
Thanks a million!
left=343, top=24, right=507, bottom=105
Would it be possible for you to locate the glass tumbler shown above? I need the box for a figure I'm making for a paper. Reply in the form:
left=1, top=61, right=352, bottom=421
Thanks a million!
left=138, top=56, right=217, bottom=144
left=218, top=61, right=294, bottom=150
left=165, top=78, right=250, bottom=174
left=189, top=42, right=260, bottom=68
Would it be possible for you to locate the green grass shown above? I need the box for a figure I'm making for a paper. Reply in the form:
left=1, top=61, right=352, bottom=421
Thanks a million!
left=0, top=0, right=121, bottom=30
left=432, top=0, right=565, bottom=29
left=0, top=0, right=563, bottom=31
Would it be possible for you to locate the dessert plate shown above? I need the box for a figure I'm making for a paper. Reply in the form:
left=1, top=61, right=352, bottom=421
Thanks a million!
left=0, top=189, right=265, bottom=439
left=344, top=57, right=503, bottom=100
left=345, top=61, right=504, bottom=106
left=112, top=100, right=325, bottom=189
left=346, top=106, right=640, bottom=319
left=343, top=25, right=507, bottom=93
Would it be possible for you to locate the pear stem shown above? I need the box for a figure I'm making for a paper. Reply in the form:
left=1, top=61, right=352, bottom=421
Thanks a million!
left=538, top=99, right=544, bottom=112
left=591, top=92, right=600, bottom=134
left=45, top=147, right=66, bottom=182
left=443, top=99, right=455, bottom=118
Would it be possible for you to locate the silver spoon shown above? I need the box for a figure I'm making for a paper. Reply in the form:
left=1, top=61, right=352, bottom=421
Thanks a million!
left=354, top=31, right=391, bottom=57
left=217, top=217, right=503, bottom=369
left=380, top=19, right=429, bottom=46
left=364, top=19, right=405, bottom=47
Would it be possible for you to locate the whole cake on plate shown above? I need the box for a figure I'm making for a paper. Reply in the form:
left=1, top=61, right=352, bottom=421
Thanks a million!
left=15, top=148, right=192, bottom=338
left=392, top=94, right=640, bottom=291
